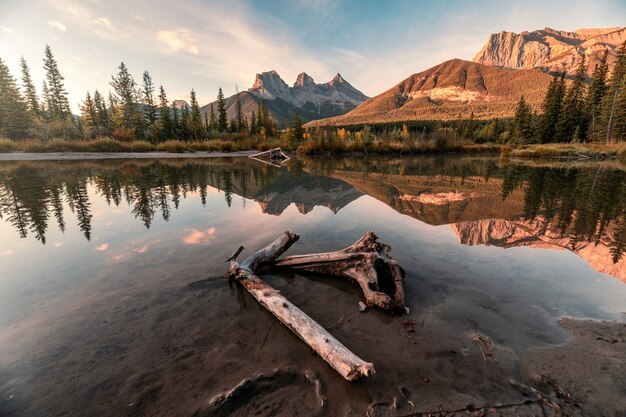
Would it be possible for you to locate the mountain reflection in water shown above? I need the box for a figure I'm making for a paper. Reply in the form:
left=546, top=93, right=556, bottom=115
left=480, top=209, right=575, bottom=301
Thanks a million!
left=0, top=156, right=624, bottom=280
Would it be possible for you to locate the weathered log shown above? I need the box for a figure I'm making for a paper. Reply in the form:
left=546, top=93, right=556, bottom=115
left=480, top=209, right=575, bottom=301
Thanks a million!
left=272, top=231, right=406, bottom=312
left=226, top=231, right=375, bottom=381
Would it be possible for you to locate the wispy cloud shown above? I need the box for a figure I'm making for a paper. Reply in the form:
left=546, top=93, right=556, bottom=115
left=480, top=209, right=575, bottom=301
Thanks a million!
left=48, top=21, right=67, bottom=32
left=156, top=29, right=199, bottom=55
left=1, top=249, right=14, bottom=257
left=93, top=16, right=113, bottom=29
left=134, top=244, right=148, bottom=254
left=131, top=13, right=146, bottom=23
left=0, top=25, right=12, bottom=34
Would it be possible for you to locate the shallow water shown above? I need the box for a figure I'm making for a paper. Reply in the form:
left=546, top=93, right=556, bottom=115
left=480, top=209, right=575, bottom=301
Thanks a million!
left=0, top=156, right=624, bottom=416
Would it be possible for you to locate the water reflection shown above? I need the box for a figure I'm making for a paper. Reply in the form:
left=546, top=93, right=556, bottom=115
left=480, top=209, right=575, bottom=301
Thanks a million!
left=0, top=156, right=624, bottom=280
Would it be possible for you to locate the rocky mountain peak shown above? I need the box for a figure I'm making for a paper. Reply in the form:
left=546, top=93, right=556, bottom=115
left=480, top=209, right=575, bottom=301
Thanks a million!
left=473, top=26, right=626, bottom=76
left=293, top=72, right=316, bottom=88
left=332, top=73, right=345, bottom=83
left=250, top=71, right=291, bottom=101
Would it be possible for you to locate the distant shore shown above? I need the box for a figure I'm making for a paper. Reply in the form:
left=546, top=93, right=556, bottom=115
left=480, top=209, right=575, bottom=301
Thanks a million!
left=0, top=150, right=257, bottom=161
left=0, top=140, right=623, bottom=162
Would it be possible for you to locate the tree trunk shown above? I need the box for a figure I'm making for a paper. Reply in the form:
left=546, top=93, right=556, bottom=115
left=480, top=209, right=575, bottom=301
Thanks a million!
left=272, top=231, right=406, bottom=312
left=226, top=231, right=375, bottom=381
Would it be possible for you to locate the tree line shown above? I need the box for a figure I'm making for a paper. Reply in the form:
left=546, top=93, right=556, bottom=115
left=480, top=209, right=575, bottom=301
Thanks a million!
left=512, top=42, right=626, bottom=144
left=0, top=45, right=306, bottom=142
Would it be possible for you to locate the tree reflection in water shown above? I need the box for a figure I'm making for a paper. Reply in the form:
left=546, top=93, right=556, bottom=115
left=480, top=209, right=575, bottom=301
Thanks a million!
left=0, top=157, right=624, bottom=266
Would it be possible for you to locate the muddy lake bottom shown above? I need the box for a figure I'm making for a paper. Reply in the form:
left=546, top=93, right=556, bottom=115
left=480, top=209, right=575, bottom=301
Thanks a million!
left=0, top=155, right=624, bottom=416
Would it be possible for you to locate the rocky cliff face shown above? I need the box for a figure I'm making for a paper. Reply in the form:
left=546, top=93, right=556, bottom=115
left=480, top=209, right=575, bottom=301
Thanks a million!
left=473, top=27, right=626, bottom=76
left=249, top=71, right=368, bottom=113
left=452, top=217, right=625, bottom=282
left=201, top=71, right=367, bottom=126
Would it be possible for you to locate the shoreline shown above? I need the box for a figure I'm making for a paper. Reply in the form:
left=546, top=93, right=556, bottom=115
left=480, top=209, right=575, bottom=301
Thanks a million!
left=0, top=150, right=257, bottom=161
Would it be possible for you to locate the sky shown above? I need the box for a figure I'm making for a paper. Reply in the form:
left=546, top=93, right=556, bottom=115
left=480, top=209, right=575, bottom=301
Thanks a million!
left=0, top=0, right=624, bottom=111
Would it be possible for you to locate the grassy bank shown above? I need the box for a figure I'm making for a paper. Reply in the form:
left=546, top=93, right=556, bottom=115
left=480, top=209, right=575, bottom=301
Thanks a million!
left=509, top=143, right=626, bottom=160
left=0, top=137, right=289, bottom=154
left=0, top=137, right=623, bottom=161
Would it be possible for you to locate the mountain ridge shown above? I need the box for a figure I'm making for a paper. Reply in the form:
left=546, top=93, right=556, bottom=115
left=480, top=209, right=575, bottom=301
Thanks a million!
left=201, top=70, right=368, bottom=126
left=306, top=58, right=554, bottom=126
left=473, top=26, right=626, bottom=76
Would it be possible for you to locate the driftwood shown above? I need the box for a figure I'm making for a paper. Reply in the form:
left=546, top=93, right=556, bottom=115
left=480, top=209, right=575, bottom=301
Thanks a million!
left=272, top=231, right=406, bottom=312
left=248, top=147, right=290, bottom=167
left=226, top=231, right=375, bottom=381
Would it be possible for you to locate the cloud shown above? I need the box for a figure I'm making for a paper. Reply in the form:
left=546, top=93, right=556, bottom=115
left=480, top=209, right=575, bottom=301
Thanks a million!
left=1, top=249, right=14, bottom=257
left=183, top=227, right=216, bottom=245
left=0, top=25, right=12, bottom=34
left=48, top=21, right=67, bottom=32
left=93, top=17, right=113, bottom=29
left=131, top=13, right=146, bottom=23
left=95, top=243, right=109, bottom=251
left=156, top=29, right=199, bottom=55
left=53, top=242, right=63, bottom=248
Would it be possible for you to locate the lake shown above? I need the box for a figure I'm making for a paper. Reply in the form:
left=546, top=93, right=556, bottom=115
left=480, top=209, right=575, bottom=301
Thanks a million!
left=0, top=155, right=624, bottom=416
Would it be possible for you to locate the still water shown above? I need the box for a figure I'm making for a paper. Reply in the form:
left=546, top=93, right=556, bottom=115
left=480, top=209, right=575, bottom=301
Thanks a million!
left=0, top=156, right=624, bottom=416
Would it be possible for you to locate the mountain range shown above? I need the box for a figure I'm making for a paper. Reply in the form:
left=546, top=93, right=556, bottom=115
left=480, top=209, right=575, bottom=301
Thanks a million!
left=473, top=27, right=626, bottom=76
left=306, top=59, right=554, bottom=126
left=199, top=71, right=368, bottom=126
left=307, top=26, right=624, bottom=126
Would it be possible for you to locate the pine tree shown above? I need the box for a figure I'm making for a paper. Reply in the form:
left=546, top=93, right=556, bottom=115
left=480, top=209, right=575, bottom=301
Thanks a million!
left=556, top=56, right=587, bottom=142
left=0, top=58, right=31, bottom=139
left=189, top=88, right=203, bottom=139
left=209, top=103, right=217, bottom=131
left=294, top=114, right=304, bottom=143
left=513, top=96, right=533, bottom=143
left=157, top=85, right=172, bottom=141
left=107, top=92, right=122, bottom=130
left=217, top=87, right=227, bottom=132
left=81, top=91, right=98, bottom=135
left=110, top=62, right=144, bottom=137
left=539, top=72, right=565, bottom=143
left=250, top=110, right=257, bottom=135
left=43, top=44, right=71, bottom=120
left=171, top=101, right=180, bottom=138
left=584, top=50, right=610, bottom=140
left=180, top=103, right=190, bottom=140
left=235, top=86, right=243, bottom=132
left=142, top=71, right=157, bottom=127
left=93, top=90, right=110, bottom=132
left=20, top=56, right=40, bottom=116
left=596, top=41, right=626, bottom=143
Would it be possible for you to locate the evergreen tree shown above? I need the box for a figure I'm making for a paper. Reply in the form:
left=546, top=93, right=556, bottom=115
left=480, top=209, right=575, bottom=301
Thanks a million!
left=596, top=41, right=626, bottom=143
left=157, top=85, right=172, bottom=141
left=249, top=110, right=257, bottom=135
left=179, top=103, right=190, bottom=140
left=556, top=56, right=587, bottom=142
left=294, top=114, right=304, bottom=143
left=0, top=58, right=31, bottom=138
left=80, top=91, right=98, bottom=135
left=142, top=71, right=157, bottom=127
left=235, top=86, right=243, bottom=132
left=110, top=62, right=145, bottom=137
left=209, top=103, right=217, bottom=130
left=539, top=72, right=566, bottom=143
left=189, top=88, right=203, bottom=139
left=19, top=56, right=40, bottom=116
left=171, top=101, right=180, bottom=138
left=107, top=92, right=122, bottom=130
left=217, top=87, right=227, bottom=132
left=43, top=44, right=71, bottom=120
left=512, top=96, right=533, bottom=143
left=93, top=90, right=110, bottom=132
left=584, top=50, right=610, bottom=139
